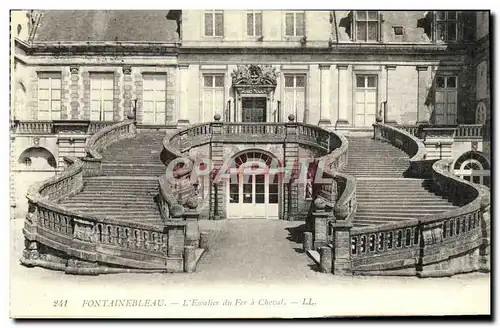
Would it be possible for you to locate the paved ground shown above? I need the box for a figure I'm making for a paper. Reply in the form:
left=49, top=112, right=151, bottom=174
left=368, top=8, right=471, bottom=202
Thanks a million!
left=196, top=219, right=320, bottom=283
left=10, top=219, right=491, bottom=318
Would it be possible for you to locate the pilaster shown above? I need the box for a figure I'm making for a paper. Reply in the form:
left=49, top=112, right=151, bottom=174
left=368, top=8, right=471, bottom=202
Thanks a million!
left=417, top=65, right=430, bottom=124
left=336, top=64, right=349, bottom=125
left=122, top=66, right=132, bottom=120
left=318, top=64, right=331, bottom=126
left=177, top=64, right=190, bottom=125
left=385, top=64, right=398, bottom=124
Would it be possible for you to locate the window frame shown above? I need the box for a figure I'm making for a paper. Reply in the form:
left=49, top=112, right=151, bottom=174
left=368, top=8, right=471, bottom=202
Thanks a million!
left=142, top=73, right=167, bottom=124
left=434, top=74, right=458, bottom=125
left=434, top=11, right=459, bottom=43
left=90, top=72, right=115, bottom=122
left=352, top=10, right=381, bottom=43
left=246, top=11, right=263, bottom=38
left=283, top=73, right=307, bottom=121
left=284, top=11, right=306, bottom=38
left=202, top=73, right=225, bottom=122
left=37, top=72, right=62, bottom=120
left=204, top=10, right=224, bottom=37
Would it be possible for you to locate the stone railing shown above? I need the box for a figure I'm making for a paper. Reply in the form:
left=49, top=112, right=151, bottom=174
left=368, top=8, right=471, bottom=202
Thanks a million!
left=82, top=119, right=137, bottom=176
left=374, top=123, right=435, bottom=178
left=163, top=117, right=336, bottom=157
left=21, top=119, right=201, bottom=274
left=161, top=115, right=348, bottom=222
left=454, top=124, right=484, bottom=139
left=328, top=123, right=490, bottom=277
left=396, top=123, right=486, bottom=141
left=395, top=124, right=419, bottom=137
left=347, top=158, right=489, bottom=277
left=12, top=120, right=54, bottom=134
left=11, top=119, right=117, bottom=135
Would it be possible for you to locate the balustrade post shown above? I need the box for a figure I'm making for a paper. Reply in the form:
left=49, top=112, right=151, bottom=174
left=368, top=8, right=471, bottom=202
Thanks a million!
left=210, top=114, right=226, bottom=220
left=303, top=231, right=313, bottom=251
left=284, top=114, right=299, bottom=220
left=330, top=220, right=353, bottom=275
left=184, top=210, right=200, bottom=248
left=183, top=245, right=197, bottom=272
left=479, top=195, right=491, bottom=273
left=312, top=199, right=331, bottom=249
left=319, top=246, right=333, bottom=273
left=416, top=222, right=452, bottom=278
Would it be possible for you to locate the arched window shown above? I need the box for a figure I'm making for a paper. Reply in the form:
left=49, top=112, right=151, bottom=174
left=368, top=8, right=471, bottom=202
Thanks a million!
left=453, top=151, right=490, bottom=187
left=18, top=147, right=57, bottom=171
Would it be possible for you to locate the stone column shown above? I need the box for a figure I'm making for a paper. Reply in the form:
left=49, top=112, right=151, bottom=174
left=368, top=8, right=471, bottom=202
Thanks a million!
left=385, top=65, right=397, bottom=124
left=177, top=64, right=190, bottom=126
left=417, top=65, right=430, bottom=124
left=336, top=64, right=349, bottom=125
left=318, top=64, right=332, bottom=126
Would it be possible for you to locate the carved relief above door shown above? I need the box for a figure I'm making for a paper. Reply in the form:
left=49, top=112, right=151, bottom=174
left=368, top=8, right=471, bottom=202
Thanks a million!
left=231, top=65, right=279, bottom=123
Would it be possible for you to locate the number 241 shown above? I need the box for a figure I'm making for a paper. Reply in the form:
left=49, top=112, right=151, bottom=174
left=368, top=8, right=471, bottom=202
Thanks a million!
left=53, top=300, right=68, bottom=307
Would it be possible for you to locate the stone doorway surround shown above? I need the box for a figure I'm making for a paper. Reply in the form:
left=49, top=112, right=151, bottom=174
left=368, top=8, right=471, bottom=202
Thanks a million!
left=230, top=64, right=279, bottom=123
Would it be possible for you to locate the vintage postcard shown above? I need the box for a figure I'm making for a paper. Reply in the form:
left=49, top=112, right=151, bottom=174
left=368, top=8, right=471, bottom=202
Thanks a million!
left=9, top=8, right=491, bottom=319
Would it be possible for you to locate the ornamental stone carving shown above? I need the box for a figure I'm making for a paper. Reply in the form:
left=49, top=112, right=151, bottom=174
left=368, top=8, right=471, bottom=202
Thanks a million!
left=231, top=65, right=279, bottom=86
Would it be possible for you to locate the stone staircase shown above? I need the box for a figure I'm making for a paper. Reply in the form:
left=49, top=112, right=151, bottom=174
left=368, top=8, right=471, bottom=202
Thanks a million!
left=343, top=138, right=459, bottom=227
left=60, top=131, right=166, bottom=223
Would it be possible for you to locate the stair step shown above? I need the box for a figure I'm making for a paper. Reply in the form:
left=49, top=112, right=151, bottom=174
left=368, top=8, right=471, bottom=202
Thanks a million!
left=357, top=203, right=455, bottom=208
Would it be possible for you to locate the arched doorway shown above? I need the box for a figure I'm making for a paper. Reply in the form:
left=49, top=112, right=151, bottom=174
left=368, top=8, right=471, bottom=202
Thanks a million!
left=453, top=151, right=490, bottom=187
left=226, top=150, right=281, bottom=219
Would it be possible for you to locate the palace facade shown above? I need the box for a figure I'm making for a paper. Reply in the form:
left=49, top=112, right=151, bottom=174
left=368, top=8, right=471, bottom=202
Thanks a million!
left=13, top=10, right=491, bottom=277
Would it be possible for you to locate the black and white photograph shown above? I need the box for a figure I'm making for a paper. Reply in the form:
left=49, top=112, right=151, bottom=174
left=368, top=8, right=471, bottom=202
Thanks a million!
left=7, top=6, right=492, bottom=319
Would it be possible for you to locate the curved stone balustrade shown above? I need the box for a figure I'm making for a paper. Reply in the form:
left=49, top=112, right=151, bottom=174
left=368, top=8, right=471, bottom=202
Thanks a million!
left=82, top=119, right=137, bottom=177
left=21, top=119, right=199, bottom=274
left=373, top=123, right=436, bottom=178
left=342, top=124, right=491, bottom=277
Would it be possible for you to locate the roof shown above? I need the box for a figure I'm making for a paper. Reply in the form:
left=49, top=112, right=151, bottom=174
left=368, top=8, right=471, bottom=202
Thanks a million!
left=33, top=10, right=179, bottom=43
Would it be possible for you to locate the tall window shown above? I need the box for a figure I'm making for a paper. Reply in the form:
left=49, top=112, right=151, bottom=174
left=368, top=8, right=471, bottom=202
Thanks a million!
left=203, top=74, right=225, bottom=122
left=38, top=72, right=61, bottom=120
left=247, top=11, right=263, bottom=37
left=354, top=75, right=378, bottom=126
left=285, top=12, right=305, bottom=37
left=90, top=73, right=114, bottom=121
left=435, top=11, right=458, bottom=42
left=354, top=11, right=379, bottom=42
left=434, top=75, right=457, bottom=125
left=143, top=74, right=166, bottom=124
left=204, top=10, right=224, bottom=37
left=283, top=74, right=306, bottom=122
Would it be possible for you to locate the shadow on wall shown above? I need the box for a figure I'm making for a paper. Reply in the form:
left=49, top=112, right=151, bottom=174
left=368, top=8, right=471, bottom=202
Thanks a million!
left=423, top=11, right=478, bottom=126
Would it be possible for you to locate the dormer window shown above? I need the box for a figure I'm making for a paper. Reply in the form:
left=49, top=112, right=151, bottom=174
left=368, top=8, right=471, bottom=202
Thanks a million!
left=435, top=11, right=458, bottom=42
left=353, top=11, right=380, bottom=42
